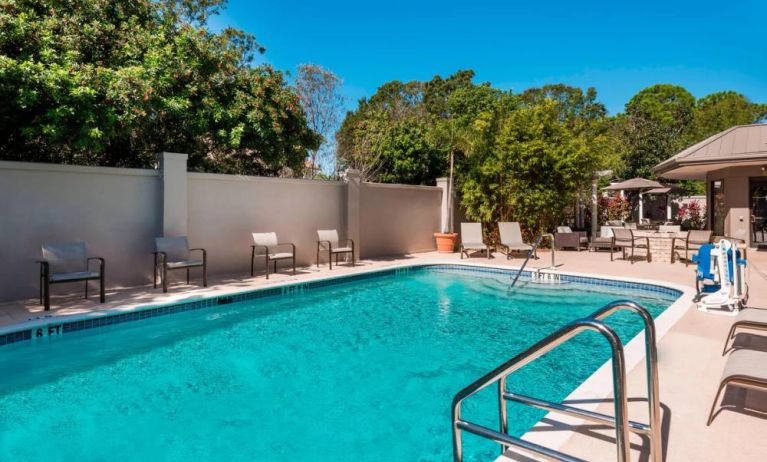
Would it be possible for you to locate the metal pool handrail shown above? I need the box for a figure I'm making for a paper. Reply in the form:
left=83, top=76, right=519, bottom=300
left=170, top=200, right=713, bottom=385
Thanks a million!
left=509, top=233, right=555, bottom=288
left=451, top=300, right=661, bottom=462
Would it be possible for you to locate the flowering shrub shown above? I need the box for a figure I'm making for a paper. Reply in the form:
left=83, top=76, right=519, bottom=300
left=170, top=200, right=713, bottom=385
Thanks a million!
left=677, top=200, right=706, bottom=230
left=585, top=195, right=631, bottom=229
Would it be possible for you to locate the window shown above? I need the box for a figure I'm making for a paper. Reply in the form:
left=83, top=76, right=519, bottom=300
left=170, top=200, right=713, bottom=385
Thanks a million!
left=710, top=179, right=725, bottom=236
left=751, top=177, right=767, bottom=245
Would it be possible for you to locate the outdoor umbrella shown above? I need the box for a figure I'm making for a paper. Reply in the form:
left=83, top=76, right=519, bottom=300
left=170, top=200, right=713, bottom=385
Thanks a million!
left=603, top=178, right=665, bottom=221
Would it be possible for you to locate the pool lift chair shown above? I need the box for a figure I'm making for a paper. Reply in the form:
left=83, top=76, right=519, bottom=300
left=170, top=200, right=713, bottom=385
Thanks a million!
left=692, top=239, right=748, bottom=315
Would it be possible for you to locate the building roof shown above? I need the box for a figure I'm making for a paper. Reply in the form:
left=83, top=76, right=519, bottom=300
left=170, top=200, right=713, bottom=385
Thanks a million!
left=654, top=124, right=767, bottom=179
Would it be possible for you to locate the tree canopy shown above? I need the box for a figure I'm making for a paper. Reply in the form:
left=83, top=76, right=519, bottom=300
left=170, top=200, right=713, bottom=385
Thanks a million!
left=0, top=0, right=319, bottom=175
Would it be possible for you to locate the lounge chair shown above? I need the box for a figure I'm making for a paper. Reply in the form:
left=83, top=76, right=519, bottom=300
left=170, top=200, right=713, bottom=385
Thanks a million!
left=707, top=348, right=767, bottom=425
left=674, top=230, right=712, bottom=266
left=498, top=222, right=533, bottom=260
left=251, top=232, right=296, bottom=279
left=153, top=236, right=207, bottom=293
left=554, top=226, right=587, bottom=251
left=37, top=241, right=105, bottom=311
left=612, top=228, right=650, bottom=263
left=317, top=229, right=354, bottom=269
left=722, top=309, right=767, bottom=355
left=459, top=222, right=490, bottom=259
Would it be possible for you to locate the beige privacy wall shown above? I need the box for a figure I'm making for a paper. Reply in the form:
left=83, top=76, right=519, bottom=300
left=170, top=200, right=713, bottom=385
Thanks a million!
left=0, top=155, right=442, bottom=302
left=360, top=182, right=442, bottom=258
left=0, top=161, right=161, bottom=301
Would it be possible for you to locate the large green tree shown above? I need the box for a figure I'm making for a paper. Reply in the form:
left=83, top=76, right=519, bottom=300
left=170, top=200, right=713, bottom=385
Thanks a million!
left=0, top=0, right=319, bottom=175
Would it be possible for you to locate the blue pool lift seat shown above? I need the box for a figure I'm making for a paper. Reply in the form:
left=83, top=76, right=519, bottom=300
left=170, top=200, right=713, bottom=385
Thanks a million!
left=692, top=243, right=720, bottom=296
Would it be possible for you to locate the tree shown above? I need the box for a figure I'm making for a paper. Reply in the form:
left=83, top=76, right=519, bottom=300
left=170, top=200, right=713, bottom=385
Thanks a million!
left=689, top=91, right=767, bottom=142
left=0, top=0, right=319, bottom=175
left=619, top=84, right=696, bottom=180
left=294, top=64, right=344, bottom=178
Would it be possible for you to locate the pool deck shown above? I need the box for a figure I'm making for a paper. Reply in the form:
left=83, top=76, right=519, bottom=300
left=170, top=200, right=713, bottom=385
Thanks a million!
left=2, top=248, right=767, bottom=461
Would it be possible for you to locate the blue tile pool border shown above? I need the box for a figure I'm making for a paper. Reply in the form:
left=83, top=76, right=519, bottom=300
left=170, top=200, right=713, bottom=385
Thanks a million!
left=1, top=264, right=683, bottom=348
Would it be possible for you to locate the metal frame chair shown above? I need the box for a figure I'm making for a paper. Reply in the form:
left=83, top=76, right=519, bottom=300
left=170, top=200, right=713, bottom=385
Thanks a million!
left=37, top=241, right=105, bottom=311
left=251, top=232, right=296, bottom=279
left=459, top=222, right=490, bottom=259
left=153, top=236, right=206, bottom=293
left=674, top=230, right=712, bottom=266
left=316, top=229, right=354, bottom=269
left=612, top=228, right=650, bottom=264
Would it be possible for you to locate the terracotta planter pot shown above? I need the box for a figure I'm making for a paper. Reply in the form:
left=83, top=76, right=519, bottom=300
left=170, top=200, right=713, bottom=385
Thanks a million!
left=434, top=232, right=458, bottom=253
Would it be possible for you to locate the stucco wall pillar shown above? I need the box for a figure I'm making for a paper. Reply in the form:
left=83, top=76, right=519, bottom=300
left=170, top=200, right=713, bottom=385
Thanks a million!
left=345, top=168, right=362, bottom=257
left=157, top=152, right=188, bottom=237
left=436, top=177, right=450, bottom=233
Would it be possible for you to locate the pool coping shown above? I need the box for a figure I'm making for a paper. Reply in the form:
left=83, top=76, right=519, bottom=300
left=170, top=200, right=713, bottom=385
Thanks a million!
left=0, top=260, right=694, bottom=459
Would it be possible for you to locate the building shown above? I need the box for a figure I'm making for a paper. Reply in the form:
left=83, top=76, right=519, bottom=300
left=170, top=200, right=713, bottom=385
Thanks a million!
left=654, top=124, right=767, bottom=248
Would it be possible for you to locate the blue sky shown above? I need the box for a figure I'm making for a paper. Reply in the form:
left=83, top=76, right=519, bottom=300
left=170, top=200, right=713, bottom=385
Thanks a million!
left=209, top=0, right=766, bottom=115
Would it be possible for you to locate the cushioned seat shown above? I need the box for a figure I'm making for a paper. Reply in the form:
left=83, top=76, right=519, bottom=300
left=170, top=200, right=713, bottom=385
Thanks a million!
left=268, top=252, right=294, bottom=260
left=329, top=246, right=353, bottom=253
left=166, top=259, right=204, bottom=269
left=50, top=271, right=101, bottom=282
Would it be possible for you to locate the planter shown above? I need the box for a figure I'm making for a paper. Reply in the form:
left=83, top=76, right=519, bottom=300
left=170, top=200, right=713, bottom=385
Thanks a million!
left=434, top=232, right=458, bottom=253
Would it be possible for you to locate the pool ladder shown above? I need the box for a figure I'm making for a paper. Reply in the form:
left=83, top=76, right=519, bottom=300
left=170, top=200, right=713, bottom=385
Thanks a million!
left=451, top=300, right=662, bottom=462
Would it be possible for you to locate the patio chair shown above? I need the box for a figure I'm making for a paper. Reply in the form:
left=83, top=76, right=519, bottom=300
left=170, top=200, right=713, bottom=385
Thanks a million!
left=251, top=233, right=295, bottom=279
left=707, top=348, right=767, bottom=425
left=498, top=222, right=533, bottom=260
left=554, top=226, right=588, bottom=251
left=606, top=220, right=623, bottom=227
left=153, top=236, right=207, bottom=293
left=459, top=223, right=490, bottom=259
left=37, top=241, right=105, bottom=311
left=317, top=229, right=354, bottom=269
left=722, top=309, right=767, bottom=355
left=612, top=228, right=650, bottom=264
left=674, top=230, right=712, bottom=266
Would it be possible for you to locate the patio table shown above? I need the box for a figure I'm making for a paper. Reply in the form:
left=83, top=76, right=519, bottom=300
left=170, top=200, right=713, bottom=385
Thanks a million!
left=634, top=231, right=679, bottom=263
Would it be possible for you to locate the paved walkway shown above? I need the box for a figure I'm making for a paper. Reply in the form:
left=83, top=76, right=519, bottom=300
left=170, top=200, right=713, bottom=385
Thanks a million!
left=2, top=248, right=767, bottom=461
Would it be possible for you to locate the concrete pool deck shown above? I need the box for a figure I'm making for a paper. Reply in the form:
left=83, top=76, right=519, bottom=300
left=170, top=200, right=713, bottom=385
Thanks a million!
left=1, top=248, right=767, bottom=461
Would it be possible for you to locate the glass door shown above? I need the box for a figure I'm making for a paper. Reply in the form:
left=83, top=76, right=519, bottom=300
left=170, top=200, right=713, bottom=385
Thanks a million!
left=710, top=179, right=725, bottom=236
left=751, top=177, right=767, bottom=246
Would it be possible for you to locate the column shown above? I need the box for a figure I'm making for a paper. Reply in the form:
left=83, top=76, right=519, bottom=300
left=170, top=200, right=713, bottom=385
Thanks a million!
left=639, top=191, right=644, bottom=222
left=345, top=168, right=362, bottom=257
left=436, top=177, right=450, bottom=233
left=157, top=152, right=188, bottom=237
left=591, top=179, right=598, bottom=237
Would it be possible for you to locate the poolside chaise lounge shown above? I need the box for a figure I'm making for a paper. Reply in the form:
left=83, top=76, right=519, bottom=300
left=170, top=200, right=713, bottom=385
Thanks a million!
left=498, top=222, right=533, bottom=260
left=317, top=229, right=354, bottom=269
left=612, top=228, right=650, bottom=264
left=674, top=230, right=713, bottom=266
left=153, top=236, right=207, bottom=293
left=37, top=241, right=105, bottom=311
left=722, top=309, right=767, bottom=355
left=251, top=232, right=295, bottom=279
left=459, top=222, right=490, bottom=259
left=707, top=348, right=767, bottom=425
left=554, top=226, right=588, bottom=251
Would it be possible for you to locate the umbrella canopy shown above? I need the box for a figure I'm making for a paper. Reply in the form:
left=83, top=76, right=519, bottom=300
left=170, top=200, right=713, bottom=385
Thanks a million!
left=645, top=185, right=683, bottom=195
left=603, top=177, right=664, bottom=191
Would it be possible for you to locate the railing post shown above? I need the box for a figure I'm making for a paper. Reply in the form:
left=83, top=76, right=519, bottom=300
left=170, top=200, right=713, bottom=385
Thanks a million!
left=498, top=377, right=509, bottom=454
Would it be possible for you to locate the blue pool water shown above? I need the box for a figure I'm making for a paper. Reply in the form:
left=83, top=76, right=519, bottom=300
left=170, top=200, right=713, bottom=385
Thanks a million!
left=0, top=267, right=678, bottom=461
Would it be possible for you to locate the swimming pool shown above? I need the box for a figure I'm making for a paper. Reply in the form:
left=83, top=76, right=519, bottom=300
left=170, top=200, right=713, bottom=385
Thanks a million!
left=0, top=265, right=680, bottom=461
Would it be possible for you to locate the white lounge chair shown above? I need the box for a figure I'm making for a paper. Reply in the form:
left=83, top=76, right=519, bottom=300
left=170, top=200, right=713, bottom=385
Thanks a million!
left=459, top=223, right=490, bottom=259
left=317, top=229, right=354, bottom=269
left=37, top=241, right=105, bottom=311
left=498, top=222, right=532, bottom=260
left=153, top=236, right=207, bottom=293
left=251, top=232, right=296, bottom=279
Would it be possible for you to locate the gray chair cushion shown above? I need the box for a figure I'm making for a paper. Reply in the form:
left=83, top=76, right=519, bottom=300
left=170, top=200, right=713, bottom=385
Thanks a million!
left=330, top=246, right=353, bottom=253
left=268, top=252, right=294, bottom=260
left=155, top=236, right=190, bottom=261
left=50, top=271, right=100, bottom=282
left=498, top=222, right=524, bottom=246
left=166, top=259, right=204, bottom=269
left=42, top=241, right=87, bottom=274
left=721, top=349, right=767, bottom=383
left=252, top=232, right=278, bottom=247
